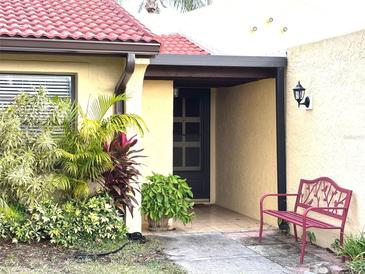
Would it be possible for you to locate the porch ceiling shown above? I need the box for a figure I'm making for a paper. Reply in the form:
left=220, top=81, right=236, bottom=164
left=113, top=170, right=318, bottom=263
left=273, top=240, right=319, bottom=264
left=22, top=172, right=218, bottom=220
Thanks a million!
left=145, top=54, right=287, bottom=87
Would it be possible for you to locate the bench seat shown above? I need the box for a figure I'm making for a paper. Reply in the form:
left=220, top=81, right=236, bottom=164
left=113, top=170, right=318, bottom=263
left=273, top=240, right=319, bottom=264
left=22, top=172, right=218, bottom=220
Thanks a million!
left=263, top=210, right=341, bottom=229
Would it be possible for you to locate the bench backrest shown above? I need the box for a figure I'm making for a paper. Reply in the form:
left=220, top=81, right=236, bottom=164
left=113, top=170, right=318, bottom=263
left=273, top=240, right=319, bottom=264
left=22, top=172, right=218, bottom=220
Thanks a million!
left=295, top=177, right=352, bottom=221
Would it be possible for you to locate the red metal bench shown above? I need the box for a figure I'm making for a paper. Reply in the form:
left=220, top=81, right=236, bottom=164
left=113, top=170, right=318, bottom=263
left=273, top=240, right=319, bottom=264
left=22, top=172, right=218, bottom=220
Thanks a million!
left=259, top=177, right=352, bottom=264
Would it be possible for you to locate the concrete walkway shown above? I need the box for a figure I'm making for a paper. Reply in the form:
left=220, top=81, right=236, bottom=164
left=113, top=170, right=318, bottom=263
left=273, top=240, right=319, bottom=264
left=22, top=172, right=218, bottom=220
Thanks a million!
left=157, top=230, right=347, bottom=274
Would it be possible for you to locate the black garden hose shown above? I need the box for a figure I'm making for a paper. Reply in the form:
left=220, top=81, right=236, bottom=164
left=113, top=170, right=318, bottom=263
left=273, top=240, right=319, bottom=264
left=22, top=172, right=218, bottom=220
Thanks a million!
left=74, top=232, right=147, bottom=260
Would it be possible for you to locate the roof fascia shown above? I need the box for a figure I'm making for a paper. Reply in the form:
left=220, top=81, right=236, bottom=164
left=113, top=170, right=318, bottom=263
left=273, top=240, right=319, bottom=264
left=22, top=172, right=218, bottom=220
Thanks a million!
left=0, top=37, right=160, bottom=56
left=150, top=54, right=287, bottom=68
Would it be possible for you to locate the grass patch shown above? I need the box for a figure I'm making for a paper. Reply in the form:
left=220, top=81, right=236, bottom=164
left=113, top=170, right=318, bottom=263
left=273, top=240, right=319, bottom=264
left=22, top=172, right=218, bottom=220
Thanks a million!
left=0, top=236, right=186, bottom=274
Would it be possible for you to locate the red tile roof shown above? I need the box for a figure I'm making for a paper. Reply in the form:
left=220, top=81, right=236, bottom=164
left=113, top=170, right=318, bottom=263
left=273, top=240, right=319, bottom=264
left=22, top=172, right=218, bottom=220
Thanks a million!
left=0, top=0, right=157, bottom=43
left=157, top=34, right=209, bottom=55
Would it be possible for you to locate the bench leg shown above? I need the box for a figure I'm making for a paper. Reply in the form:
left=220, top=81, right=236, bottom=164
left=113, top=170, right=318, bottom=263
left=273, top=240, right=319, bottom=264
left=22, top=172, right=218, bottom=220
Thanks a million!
left=340, top=229, right=345, bottom=263
left=300, top=228, right=307, bottom=264
left=293, top=224, right=298, bottom=242
left=258, top=212, right=264, bottom=242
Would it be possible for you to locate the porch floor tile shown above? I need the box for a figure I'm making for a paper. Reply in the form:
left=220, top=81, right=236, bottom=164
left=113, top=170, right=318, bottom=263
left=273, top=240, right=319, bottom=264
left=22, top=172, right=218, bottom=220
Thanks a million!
left=143, top=204, right=272, bottom=234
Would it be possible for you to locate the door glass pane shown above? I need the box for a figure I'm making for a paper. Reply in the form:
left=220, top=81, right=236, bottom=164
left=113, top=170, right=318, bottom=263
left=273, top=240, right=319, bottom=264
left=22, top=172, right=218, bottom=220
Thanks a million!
left=174, top=97, right=182, bottom=117
left=185, top=147, right=200, bottom=167
left=185, top=98, right=200, bottom=117
left=173, top=147, right=183, bottom=167
left=185, top=122, right=200, bottom=141
left=173, top=122, right=183, bottom=141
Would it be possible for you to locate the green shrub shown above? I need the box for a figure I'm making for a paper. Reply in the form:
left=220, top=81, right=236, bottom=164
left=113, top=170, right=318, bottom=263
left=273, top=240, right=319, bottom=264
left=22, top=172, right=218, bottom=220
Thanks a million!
left=0, top=88, right=71, bottom=207
left=141, top=173, right=194, bottom=225
left=334, top=232, right=365, bottom=274
left=0, top=194, right=127, bottom=246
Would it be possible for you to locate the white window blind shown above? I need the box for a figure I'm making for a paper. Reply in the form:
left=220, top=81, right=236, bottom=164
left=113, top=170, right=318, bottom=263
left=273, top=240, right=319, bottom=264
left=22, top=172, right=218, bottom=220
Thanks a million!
left=0, top=74, right=72, bottom=107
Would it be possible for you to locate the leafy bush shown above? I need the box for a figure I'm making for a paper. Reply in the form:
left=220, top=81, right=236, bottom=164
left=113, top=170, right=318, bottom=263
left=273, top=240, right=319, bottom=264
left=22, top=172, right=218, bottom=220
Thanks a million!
left=103, top=133, right=143, bottom=216
left=334, top=232, right=365, bottom=274
left=57, top=94, right=146, bottom=199
left=141, top=173, right=194, bottom=225
left=0, top=194, right=127, bottom=246
left=0, top=88, right=70, bottom=207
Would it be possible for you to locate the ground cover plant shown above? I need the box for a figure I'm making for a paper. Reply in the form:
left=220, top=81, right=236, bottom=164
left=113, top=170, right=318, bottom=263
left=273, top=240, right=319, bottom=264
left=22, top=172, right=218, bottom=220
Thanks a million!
left=0, top=194, right=126, bottom=246
left=334, top=232, right=365, bottom=274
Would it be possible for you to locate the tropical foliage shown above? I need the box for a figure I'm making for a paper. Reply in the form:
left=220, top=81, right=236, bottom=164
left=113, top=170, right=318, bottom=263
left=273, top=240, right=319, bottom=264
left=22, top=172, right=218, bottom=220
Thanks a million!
left=56, top=94, right=145, bottom=199
left=0, top=89, right=70, bottom=208
left=0, top=89, right=146, bottom=248
left=103, top=133, right=143, bottom=216
left=0, top=194, right=126, bottom=246
left=141, top=173, right=194, bottom=225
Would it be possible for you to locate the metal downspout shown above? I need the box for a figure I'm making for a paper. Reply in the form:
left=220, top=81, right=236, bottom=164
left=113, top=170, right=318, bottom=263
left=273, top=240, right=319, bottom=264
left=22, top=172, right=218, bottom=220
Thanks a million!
left=114, top=53, right=136, bottom=114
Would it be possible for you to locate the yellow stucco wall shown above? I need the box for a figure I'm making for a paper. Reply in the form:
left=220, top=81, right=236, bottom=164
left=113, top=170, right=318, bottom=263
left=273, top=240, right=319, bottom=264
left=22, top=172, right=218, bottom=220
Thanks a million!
left=0, top=53, right=125, bottom=111
left=141, top=80, right=174, bottom=176
left=215, top=79, right=277, bottom=225
left=287, top=30, right=365, bottom=248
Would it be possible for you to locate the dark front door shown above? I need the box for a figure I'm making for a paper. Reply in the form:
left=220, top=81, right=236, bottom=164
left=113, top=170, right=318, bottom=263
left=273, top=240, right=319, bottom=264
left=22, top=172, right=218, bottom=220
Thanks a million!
left=173, top=88, right=210, bottom=200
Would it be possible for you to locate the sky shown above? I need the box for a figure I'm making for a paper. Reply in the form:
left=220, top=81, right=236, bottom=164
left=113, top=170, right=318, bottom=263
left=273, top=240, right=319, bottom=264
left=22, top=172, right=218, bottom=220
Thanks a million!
left=120, top=0, right=365, bottom=56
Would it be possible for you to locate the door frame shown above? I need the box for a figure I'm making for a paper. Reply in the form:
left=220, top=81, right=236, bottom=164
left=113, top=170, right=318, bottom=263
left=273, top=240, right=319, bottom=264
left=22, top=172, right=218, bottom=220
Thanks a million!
left=173, top=87, right=211, bottom=202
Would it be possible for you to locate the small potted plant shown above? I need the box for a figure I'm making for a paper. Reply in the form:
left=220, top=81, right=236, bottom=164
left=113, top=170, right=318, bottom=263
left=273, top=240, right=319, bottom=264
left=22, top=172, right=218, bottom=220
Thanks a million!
left=141, top=173, right=194, bottom=231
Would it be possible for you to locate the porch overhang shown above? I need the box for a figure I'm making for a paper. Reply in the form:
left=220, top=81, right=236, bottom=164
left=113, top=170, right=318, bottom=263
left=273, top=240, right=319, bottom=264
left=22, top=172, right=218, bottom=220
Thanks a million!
left=146, top=54, right=288, bottom=213
left=145, top=54, right=287, bottom=87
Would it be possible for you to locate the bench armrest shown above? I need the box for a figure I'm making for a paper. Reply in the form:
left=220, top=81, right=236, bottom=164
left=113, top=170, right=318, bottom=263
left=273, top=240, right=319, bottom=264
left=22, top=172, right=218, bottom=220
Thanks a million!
left=260, top=193, right=299, bottom=211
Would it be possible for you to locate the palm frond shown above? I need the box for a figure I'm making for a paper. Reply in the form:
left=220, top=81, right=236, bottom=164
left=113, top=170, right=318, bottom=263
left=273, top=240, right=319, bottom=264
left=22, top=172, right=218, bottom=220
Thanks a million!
left=102, top=113, right=147, bottom=137
left=51, top=174, right=71, bottom=191
left=167, top=0, right=210, bottom=12
left=88, top=94, right=127, bottom=121
left=138, top=1, right=145, bottom=12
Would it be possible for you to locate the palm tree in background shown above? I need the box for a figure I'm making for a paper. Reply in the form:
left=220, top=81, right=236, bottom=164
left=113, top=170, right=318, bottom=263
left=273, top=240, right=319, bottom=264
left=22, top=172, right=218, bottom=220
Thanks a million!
left=118, top=0, right=212, bottom=13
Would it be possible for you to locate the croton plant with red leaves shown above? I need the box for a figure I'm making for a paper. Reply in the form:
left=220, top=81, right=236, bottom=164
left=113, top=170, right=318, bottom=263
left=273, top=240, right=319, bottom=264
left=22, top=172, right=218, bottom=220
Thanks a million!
left=103, top=132, right=143, bottom=216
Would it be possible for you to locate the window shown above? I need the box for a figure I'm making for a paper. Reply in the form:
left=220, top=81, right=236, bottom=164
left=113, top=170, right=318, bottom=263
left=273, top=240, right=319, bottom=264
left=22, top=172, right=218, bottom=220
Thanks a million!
left=0, top=74, right=73, bottom=107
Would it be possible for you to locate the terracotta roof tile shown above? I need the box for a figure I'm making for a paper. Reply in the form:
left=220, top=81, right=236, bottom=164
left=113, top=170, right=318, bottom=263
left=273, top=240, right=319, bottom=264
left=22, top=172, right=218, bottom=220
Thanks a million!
left=157, top=34, right=209, bottom=55
left=0, top=0, right=157, bottom=43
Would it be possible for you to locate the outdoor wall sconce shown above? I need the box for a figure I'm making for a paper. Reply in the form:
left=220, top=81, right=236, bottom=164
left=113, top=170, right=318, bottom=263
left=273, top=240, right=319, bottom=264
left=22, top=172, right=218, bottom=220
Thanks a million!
left=293, top=81, right=311, bottom=108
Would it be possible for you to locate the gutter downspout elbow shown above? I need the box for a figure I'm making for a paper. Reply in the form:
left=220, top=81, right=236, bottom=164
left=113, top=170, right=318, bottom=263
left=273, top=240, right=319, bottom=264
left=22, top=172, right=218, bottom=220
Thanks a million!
left=114, top=53, right=136, bottom=114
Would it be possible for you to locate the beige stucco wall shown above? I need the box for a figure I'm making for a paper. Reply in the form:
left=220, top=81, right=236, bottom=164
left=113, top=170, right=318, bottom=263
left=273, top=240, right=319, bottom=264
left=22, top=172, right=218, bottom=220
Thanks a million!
left=0, top=53, right=125, bottom=111
left=287, top=30, right=365, bottom=248
left=125, top=79, right=173, bottom=231
left=141, top=80, right=174, bottom=176
left=215, top=79, right=278, bottom=225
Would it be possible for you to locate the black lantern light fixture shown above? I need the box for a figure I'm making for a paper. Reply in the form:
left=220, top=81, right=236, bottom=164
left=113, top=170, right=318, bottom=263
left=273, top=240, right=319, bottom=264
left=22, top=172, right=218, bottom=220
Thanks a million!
left=293, top=81, right=310, bottom=108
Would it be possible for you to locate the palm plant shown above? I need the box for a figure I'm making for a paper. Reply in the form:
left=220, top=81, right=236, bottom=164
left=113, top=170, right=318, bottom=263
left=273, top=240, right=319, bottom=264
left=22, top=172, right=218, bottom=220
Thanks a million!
left=118, top=0, right=212, bottom=13
left=57, top=94, right=146, bottom=199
